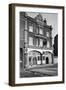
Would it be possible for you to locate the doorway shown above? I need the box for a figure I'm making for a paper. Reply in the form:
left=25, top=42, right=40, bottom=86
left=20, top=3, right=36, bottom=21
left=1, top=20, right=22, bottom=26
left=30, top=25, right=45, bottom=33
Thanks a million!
left=46, top=57, right=49, bottom=64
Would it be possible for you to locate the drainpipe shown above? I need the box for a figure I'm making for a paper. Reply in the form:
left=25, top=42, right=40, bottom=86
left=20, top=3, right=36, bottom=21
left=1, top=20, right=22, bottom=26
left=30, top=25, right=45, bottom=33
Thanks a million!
left=41, top=54, right=42, bottom=65
left=52, top=53, right=54, bottom=64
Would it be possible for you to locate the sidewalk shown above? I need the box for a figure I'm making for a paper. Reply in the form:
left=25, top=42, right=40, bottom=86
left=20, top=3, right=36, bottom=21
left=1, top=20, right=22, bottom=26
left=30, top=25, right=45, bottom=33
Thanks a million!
left=25, top=63, right=58, bottom=70
left=20, top=63, right=58, bottom=77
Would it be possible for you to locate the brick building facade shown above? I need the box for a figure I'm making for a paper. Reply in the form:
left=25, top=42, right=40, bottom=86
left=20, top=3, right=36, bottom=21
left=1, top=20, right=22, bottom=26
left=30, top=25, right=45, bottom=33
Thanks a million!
left=20, top=12, right=53, bottom=68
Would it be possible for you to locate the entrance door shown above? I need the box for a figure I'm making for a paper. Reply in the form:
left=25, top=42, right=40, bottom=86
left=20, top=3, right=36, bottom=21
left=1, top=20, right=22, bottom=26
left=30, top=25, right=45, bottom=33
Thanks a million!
left=46, top=57, right=49, bottom=64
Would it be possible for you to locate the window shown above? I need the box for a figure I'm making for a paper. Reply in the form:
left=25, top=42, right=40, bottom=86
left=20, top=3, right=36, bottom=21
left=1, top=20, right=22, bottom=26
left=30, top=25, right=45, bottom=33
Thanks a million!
left=43, top=39, right=47, bottom=46
left=29, top=37, right=33, bottom=45
left=36, top=27, right=39, bottom=34
left=39, top=39, right=43, bottom=47
left=38, top=56, right=40, bottom=60
left=39, top=28, right=43, bottom=34
left=43, top=56, right=45, bottom=60
left=46, top=32, right=49, bottom=37
left=29, top=26, right=33, bottom=32
left=47, top=41, right=50, bottom=48
left=36, top=38, right=38, bottom=46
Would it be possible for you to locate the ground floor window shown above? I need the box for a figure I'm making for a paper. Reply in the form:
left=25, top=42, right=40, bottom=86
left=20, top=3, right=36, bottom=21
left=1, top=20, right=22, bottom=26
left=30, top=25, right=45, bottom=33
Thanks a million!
left=43, top=56, right=45, bottom=60
left=38, top=56, right=41, bottom=61
left=33, top=57, right=37, bottom=65
left=28, top=56, right=37, bottom=66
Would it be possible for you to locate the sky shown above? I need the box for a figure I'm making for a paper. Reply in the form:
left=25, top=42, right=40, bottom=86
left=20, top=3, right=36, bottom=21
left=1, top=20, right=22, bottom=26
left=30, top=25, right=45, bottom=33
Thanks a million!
left=26, top=12, right=58, bottom=44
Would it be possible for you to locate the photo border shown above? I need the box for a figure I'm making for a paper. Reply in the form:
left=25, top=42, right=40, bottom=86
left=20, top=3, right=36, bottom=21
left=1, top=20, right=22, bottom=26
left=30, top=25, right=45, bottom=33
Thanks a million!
left=9, top=3, right=64, bottom=86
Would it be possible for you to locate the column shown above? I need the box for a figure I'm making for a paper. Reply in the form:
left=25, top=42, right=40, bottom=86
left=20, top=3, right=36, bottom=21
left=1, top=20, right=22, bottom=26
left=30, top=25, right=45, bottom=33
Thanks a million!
left=31, top=57, right=33, bottom=66
left=25, top=53, right=29, bottom=68
left=41, top=54, right=42, bottom=65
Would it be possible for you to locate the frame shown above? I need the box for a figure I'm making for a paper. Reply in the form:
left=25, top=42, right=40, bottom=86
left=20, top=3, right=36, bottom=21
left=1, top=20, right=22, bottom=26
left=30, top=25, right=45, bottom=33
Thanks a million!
left=9, top=3, right=64, bottom=86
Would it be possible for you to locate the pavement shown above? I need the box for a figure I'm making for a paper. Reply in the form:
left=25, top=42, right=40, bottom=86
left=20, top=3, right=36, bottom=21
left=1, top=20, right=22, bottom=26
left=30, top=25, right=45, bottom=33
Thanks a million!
left=20, top=63, right=58, bottom=77
left=26, top=63, right=58, bottom=76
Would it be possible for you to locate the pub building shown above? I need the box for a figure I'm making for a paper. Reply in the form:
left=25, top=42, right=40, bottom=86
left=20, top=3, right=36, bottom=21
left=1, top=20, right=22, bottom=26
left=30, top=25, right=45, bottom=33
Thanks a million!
left=20, top=12, right=53, bottom=68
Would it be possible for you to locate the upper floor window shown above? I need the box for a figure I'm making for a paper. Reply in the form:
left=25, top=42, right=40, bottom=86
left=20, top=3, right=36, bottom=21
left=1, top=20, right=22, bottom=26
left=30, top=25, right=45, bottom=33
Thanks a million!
left=46, top=32, right=49, bottom=37
left=29, top=25, right=33, bottom=32
left=39, top=39, right=43, bottom=47
left=29, top=23, right=33, bottom=32
left=39, top=28, right=43, bottom=35
left=36, top=27, right=39, bottom=34
left=29, top=37, right=33, bottom=46
left=47, top=41, right=50, bottom=48
left=36, top=38, right=38, bottom=46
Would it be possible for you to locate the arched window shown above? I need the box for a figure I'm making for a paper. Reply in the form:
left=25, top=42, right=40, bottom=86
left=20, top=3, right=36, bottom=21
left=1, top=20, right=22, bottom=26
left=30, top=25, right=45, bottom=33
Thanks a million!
left=27, top=50, right=42, bottom=66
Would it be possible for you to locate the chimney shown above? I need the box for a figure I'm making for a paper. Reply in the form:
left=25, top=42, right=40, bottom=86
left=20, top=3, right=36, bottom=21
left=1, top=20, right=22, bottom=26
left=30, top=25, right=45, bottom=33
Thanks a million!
left=44, top=18, right=47, bottom=25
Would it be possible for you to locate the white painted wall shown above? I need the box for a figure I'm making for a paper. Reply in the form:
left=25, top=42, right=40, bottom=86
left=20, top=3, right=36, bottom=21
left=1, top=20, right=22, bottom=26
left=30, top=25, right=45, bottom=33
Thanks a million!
left=0, top=0, right=66, bottom=90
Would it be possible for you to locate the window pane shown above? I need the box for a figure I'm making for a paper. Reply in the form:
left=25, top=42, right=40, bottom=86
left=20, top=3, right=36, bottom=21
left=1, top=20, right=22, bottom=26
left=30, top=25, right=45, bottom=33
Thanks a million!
left=39, top=39, right=43, bottom=47
left=36, top=38, right=38, bottom=46
left=46, top=32, right=49, bottom=37
left=43, top=56, right=45, bottom=60
left=38, top=56, right=40, bottom=60
left=29, top=26, right=33, bottom=32
left=39, top=28, right=43, bottom=34
left=47, top=41, right=50, bottom=48
left=29, top=57, right=31, bottom=61
left=36, top=27, right=39, bottom=34
left=29, top=37, right=33, bottom=45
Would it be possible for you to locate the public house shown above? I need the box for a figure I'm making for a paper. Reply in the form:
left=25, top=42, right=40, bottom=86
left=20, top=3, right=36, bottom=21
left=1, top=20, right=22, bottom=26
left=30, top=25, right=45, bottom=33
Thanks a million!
left=20, top=12, right=53, bottom=68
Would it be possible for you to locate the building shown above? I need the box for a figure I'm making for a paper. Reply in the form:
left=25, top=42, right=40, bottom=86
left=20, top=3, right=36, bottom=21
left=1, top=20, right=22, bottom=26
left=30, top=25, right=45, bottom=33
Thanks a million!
left=20, top=12, right=53, bottom=68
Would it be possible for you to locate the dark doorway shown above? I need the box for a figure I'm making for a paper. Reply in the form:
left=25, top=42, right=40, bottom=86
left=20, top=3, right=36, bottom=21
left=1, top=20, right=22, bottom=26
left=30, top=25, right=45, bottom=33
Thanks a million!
left=46, top=57, right=49, bottom=64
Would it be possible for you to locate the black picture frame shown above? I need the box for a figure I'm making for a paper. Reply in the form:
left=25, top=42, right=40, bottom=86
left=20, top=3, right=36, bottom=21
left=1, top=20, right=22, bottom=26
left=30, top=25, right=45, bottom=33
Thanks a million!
left=9, top=3, right=64, bottom=86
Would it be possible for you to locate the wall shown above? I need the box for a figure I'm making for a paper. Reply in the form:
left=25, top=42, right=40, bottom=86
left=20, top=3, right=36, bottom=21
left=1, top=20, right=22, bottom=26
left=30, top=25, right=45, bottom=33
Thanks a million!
left=20, top=12, right=25, bottom=48
left=0, top=0, right=66, bottom=90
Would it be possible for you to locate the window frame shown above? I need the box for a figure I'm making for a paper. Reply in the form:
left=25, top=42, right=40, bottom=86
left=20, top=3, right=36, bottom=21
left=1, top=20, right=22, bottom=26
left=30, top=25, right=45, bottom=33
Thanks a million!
left=28, top=36, right=33, bottom=46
